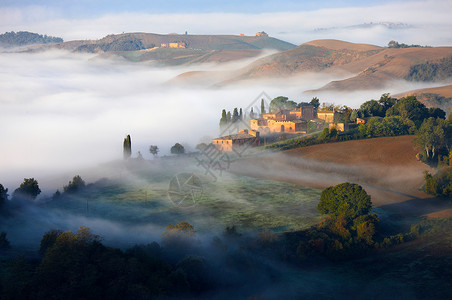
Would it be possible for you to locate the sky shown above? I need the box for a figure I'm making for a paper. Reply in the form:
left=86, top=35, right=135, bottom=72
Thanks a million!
left=1, top=0, right=452, bottom=45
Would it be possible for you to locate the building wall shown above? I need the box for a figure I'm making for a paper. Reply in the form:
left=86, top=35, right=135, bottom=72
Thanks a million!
left=317, top=110, right=335, bottom=123
left=289, top=106, right=314, bottom=120
left=329, top=122, right=349, bottom=132
left=212, top=138, right=233, bottom=152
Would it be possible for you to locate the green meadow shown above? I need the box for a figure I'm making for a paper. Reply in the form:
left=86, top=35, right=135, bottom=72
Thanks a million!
left=45, top=158, right=322, bottom=234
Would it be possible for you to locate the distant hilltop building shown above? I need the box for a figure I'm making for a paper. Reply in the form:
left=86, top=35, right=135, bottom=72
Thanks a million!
left=212, top=129, right=260, bottom=152
left=239, top=33, right=245, bottom=37
left=160, top=42, right=187, bottom=48
left=255, top=31, right=268, bottom=37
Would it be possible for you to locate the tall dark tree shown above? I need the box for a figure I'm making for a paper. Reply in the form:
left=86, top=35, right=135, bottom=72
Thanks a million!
left=219, top=109, right=227, bottom=127
left=250, top=107, right=255, bottom=119
left=13, top=178, right=41, bottom=200
left=0, top=183, right=8, bottom=207
left=123, top=135, right=132, bottom=160
left=310, top=97, right=320, bottom=112
left=232, top=108, right=239, bottom=122
left=239, top=108, right=243, bottom=120
left=260, top=99, right=265, bottom=115
left=226, top=111, right=232, bottom=123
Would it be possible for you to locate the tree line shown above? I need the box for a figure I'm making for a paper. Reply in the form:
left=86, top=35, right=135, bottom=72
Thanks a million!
left=0, top=31, right=63, bottom=47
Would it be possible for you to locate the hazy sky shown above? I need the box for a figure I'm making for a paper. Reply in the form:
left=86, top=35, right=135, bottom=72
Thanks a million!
left=1, top=0, right=452, bottom=45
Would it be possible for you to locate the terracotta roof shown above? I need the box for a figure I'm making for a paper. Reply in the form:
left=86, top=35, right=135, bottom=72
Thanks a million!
left=213, top=133, right=256, bottom=140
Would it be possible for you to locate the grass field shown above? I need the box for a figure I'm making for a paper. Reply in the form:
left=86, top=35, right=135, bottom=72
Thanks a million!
left=42, top=158, right=322, bottom=236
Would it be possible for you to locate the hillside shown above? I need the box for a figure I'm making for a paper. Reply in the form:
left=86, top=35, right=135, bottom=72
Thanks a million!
left=26, top=32, right=296, bottom=65
left=395, top=84, right=452, bottom=113
left=172, top=39, right=452, bottom=90
left=230, top=136, right=452, bottom=217
left=226, top=40, right=384, bottom=81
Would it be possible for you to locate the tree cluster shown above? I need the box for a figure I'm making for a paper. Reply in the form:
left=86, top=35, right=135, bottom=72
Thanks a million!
left=424, top=169, right=452, bottom=198
left=387, top=40, right=427, bottom=48
left=406, top=56, right=452, bottom=82
left=0, top=31, right=63, bottom=47
left=76, top=37, right=146, bottom=53
left=0, top=225, right=215, bottom=299
left=219, top=107, right=243, bottom=127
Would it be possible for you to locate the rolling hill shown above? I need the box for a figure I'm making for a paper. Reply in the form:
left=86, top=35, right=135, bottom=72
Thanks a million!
left=230, top=136, right=452, bottom=217
left=26, top=32, right=296, bottom=66
left=173, top=39, right=452, bottom=91
left=394, top=84, right=452, bottom=113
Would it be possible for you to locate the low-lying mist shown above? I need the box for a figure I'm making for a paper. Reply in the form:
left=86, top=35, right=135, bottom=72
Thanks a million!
left=0, top=49, right=445, bottom=190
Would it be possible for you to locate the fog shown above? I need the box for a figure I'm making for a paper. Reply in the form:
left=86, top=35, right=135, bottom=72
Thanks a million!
left=2, top=1, right=452, bottom=46
left=0, top=49, right=447, bottom=190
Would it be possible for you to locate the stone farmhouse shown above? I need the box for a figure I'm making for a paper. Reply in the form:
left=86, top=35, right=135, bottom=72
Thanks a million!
left=212, top=129, right=260, bottom=152
left=160, top=42, right=187, bottom=48
left=250, top=106, right=315, bottom=134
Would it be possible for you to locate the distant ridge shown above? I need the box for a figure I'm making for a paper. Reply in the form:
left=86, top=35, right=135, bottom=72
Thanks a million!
left=25, top=32, right=296, bottom=65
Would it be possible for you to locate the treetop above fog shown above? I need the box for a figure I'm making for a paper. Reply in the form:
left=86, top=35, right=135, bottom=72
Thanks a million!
left=318, top=182, right=372, bottom=220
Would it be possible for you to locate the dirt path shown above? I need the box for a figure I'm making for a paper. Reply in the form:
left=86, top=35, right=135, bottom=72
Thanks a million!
left=230, top=136, right=452, bottom=218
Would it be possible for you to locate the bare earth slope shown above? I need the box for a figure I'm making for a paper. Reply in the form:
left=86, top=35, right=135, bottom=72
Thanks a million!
left=175, top=39, right=452, bottom=90
left=230, top=136, right=452, bottom=217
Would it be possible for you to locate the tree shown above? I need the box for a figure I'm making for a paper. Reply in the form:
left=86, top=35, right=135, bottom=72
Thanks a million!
left=13, top=178, right=41, bottom=200
left=149, top=145, right=159, bottom=157
left=219, top=109, right=227, bottom=127
left=226, top=111, right=232, bottom=123
left=0, top=183, right=8, bottom=207
left=428, top=107, right=446, bottom=119
left=232, top=108, right=239, bottom=122
left=0, top=232, right=10, bottom=249
left=269, top=96, right=297, bottom=111
left=161, top=221, right=196, bottom=249
left=318, top=182, right=372, bottom=220
left=415, top=117, right=451, bottom=160
left=123, top=135, right=132, bottom=160
left=171, top=143, right=185, bottom=155
left=63, top=175, right=85, bottom=194
left=310, top=97, right=320, bottom=112
left=260, top=99, right=265, bottom=115
left=250, top=107, right=255, bottom=119
left=378, top=93, right=397, bottom=112
left=239, top=108, right=243, bottom=120
left=386, top=96, right=429, bottom=127
left=350, top=110, right=358, bottom=122
left=359, top=100, right=384, bottom=117
left=195, top=143, right=207, bottom=151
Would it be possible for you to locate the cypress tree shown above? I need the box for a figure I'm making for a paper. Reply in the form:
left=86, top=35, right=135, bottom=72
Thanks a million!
left=219, top=109, right=227, bottom=127
left=226, top=111, right=232, bottom=123
left=123, top=135, right=132, bottom=160
left=239, top=108, right=243, bottom=120
left=232, top=108, right=239, bottom=122
left=261, top=99, right=265, bottom=115
left=250, top=107, right=255, bottom=119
